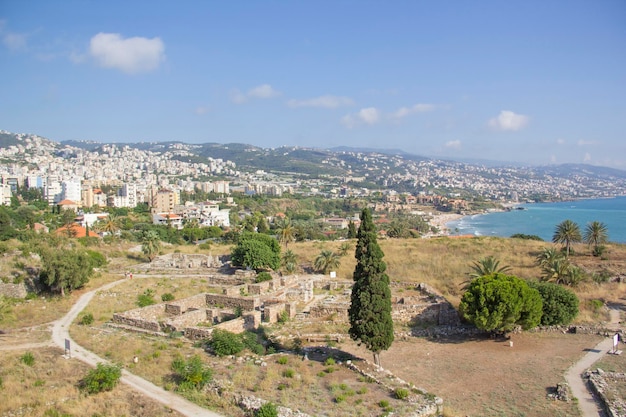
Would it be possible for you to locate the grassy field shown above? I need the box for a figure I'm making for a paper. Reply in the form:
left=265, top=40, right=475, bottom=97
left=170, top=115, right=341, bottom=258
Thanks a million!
left=1, top=236, right=625, bottom=416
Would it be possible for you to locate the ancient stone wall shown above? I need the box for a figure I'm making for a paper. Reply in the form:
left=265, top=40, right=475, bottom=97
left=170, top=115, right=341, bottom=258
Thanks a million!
left=0, top=283, right=27, bottom=299
left=309, top=302, right=349, bottom=319
left=223, top=284, right=247, bottom=296
left=248, top=281, right=271, bottom=295
left=112, top=304, right=163, bottom=332
left=164, top=294, right=207, bottom=315
left=264, top=303, right=286, bottom=323
left=205, top=293, right=259, bottom=310
left=165, top=309, right=209, bottom=332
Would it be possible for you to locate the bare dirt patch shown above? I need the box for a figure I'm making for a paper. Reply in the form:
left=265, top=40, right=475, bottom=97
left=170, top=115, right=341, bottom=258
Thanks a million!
left=342, top=332, right=603, bottom=417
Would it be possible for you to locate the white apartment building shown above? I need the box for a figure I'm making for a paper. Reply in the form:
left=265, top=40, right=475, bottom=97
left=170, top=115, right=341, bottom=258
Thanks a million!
left=0, top=183, right=12, bottom=206
left=61, top=179, right=82, bottom=203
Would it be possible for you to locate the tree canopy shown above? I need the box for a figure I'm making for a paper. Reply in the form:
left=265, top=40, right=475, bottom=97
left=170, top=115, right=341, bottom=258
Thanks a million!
left=231, top=232, right=281, bottom=271
left=459, top=273, right=543, bottom=333
left=39, top=246, right=96, bottom=296
left=528, top=281, right=579, bottom=326
left=348, top=208, right=394, bottom=367
left=552, top=219, right=582, bottom=257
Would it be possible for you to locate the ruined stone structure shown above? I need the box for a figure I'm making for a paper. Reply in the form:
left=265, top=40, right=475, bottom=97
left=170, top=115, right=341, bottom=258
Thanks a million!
left=0, top=282, right=28, bottom=299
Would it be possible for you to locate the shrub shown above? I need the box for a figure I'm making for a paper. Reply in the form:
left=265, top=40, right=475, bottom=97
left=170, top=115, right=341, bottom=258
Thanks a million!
left=161, top=293, right=175, bottom=302
left=171, top=354, right=213, bottom=391
left=277, top=310, right=289, bottom=323
left=137, top=289, right=156, bottom=307
left=255, top=272, right=273, bottom=283
left=528, top=281, right=579, bottom=325
left=378, top=400, right=390, bottom=408
left=198, top=243, right=211, bottom=250
left=283, top=368, right=295, bottom=378
left=588, top=299, right=604, bottom=312
left=592, top=245, right=606, bottom=257
left=209, top=329, right=244, bottom=356
left=79, top=313, right=94, bottom=325
left=395, top=388, right=410, bottom=399
left=20, top=351, right=35, bottom=366
left=241, top=330, right=265, bottom=355
left=459, top=273, right=543, bottom=333
left=277, top=356, right=288, bottom=365
left=80, top=363, right=122, bottom=394
left=510, top=233, right=543, bottom=241
left=256, top=402, right=278, bottom=417
left=85, top=250, right=107, bottom=267
left=324, top=357, right=336, bottom=366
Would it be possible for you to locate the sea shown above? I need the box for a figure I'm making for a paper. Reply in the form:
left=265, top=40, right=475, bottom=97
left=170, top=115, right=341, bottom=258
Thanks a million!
left=446, top=196, right=626, bottom=244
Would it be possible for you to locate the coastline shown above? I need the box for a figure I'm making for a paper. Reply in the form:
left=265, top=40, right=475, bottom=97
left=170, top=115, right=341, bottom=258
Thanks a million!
left=428, top=213, right=464, bottom=236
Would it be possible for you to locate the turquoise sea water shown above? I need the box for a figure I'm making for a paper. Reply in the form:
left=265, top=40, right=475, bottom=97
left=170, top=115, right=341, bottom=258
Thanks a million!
left=447, top=196, right=626, bottom=244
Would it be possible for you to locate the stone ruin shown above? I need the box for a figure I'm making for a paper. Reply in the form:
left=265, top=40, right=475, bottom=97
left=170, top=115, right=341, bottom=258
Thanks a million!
left=112, top=266, right=460, bottom=342
left=135, top=252, right=226, bottom=270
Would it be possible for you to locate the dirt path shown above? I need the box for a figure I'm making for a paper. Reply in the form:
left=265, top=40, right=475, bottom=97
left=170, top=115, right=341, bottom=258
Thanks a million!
left=49, top=278, right=226, bottom=417
left=565, top=308, right=622, bottom=417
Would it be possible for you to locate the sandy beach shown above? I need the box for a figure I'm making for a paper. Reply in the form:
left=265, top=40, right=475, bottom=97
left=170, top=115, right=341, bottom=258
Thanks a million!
left=428, top=212, right=464, bottom=235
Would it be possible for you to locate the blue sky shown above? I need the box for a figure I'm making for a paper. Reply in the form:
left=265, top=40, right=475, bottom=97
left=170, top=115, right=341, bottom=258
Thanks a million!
left=1, top=1, right=625, bottom=169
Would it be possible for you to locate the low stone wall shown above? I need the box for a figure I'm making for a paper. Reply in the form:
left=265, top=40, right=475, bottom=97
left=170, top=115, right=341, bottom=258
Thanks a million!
left=164, top=294, right=207, bottom=315
left=185, top=326, right=214, bottom=340
left=112, top=304, right=164, bottom=332
left=224, top=284, right=247, bottom=296
left=309, top=302, right=349, bottom=319
left=586, top=369, right=626, bottom=417
left=264, top=303, right=287, bottom=323
left=0, top=283, right=27, bottom=299
left=206, top=274, right=246, bottom=286
left=165, top=309, right=209, bottom=331
left=248, top=281, right=271, bottom=295
left=206, top=293, right=259, bottom=311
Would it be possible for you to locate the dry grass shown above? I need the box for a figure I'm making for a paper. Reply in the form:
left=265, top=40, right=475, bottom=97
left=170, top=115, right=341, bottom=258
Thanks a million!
left=0, top=347, right=185, bottom=417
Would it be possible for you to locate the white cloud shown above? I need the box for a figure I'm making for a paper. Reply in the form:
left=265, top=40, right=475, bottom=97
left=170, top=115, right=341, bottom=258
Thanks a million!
left=445, top=140, right=462, bottom=150
left=341, top=107, right=380, bottom=128
left=3, top=32, right=27, bottom=51
left=556, top=138, right=566, bottom=145
left=392, top=103, right=436, bottom=119
left=89, top=33, right=165, bottom=74
left=248, top=84, right=280, bottom=99
left=288, top=95, right=354, bottom=109
left=487, top=110, right=529, bottom=131
left=584, top=152, right=592, bottom=162
left=578, top=139, right=597, bottom=146
left=230, top=84, right=280, bottom=104
left=195, top=106, right=210, bottom=115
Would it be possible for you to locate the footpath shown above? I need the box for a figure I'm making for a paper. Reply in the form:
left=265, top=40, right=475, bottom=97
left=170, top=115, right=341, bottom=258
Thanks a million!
left=565, top=308, right=622, bottom=417
left=50, top=278, right=225, bottom=417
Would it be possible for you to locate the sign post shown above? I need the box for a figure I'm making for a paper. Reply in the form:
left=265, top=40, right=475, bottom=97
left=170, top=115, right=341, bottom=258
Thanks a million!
left=64, top=338, right=71, bottom=358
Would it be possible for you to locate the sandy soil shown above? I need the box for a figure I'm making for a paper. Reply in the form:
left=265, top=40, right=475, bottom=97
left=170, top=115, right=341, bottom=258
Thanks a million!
left=343, top=331, right=604, bottom=417
left=428, top=213, right=464, bottom=235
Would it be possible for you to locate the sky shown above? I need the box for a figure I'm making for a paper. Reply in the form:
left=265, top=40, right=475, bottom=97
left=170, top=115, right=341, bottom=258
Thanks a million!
left=1, top=1, right=625, bottom=169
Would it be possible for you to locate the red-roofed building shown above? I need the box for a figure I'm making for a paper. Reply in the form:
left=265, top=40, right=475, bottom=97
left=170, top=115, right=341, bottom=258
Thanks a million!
left=55, top=224, right=100, bottom=238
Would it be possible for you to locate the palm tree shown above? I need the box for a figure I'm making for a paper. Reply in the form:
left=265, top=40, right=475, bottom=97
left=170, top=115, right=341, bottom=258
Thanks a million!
left=583, top=221, right=608, bottom=256
left=469, top=256, right=512, bottom=279
left=536, top=247, right=562, bottom=267
left=141, top=230, right=162, bottom=262
left=540, top=257, right=572, bottom=285
left=282, top=249, right=298, bottom=274
left=98, top=214, right=121, bottom=236
left=276, top=218, right=295, bottom=249
left=552, top=219, right=582, bottom=257
left=314, top=250, right=341, bottom=275
left=338, top=242, right=352, bottom=257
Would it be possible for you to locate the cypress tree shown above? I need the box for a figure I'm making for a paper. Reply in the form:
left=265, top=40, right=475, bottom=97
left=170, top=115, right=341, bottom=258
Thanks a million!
left=348, top=208, right=394, bottom=368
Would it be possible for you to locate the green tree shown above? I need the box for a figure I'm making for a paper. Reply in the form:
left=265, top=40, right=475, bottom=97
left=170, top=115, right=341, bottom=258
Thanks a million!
left=281, top=249, right=298, bottom=274
left=170, top=354, right=213, bottom=391
left=97, top=214, right=121, bottom=236
left=231, top=232, right=281, bottom=271
left=528, top=281, right=579, bottom=325
left=469, top=255, right=512, bottom=278
left=314, top=250, right=341, bottom=274
left=80, top=363, right=122, bottom=394
left=348, top=208, right=394, bottom=368
left=141, top=230, right=162, bottom=262
left=552, top=219, right=582, bottom=257
left=39, top=247, right=95, bottom=296
left=583, top=221, right=608, bottom=256
left=459, top=273, right=543, bottom=333
left=0, top=295, right=15, bottom=326
left=276, top=218, right=295, bottom=249
left=347, top=220, right=357, bottom=239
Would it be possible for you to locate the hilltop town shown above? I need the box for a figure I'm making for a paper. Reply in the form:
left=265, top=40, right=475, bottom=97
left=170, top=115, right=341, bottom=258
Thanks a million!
left=1, top=130, right=625, bottom=218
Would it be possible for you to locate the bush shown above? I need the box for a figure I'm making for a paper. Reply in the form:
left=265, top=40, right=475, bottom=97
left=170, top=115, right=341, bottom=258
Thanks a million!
left=256, top=402, right=278, bottom=417
left=171, top=354, right=213, bottom=391
left=209, top=329, right=245, bottom=356
left=510, top=233, right=544, bottom=241
left=395, top=388, right=409, bottom=399
left=378, top=400, right=390, bottom=408
left=588, top=299, right=604, bottom=312
left=137, top=289, right=156, bottom=307
left=283, top=368, right=295, bottom=378
left=255, top=272, right=273, bottom=283
left=324, top=357, right=336, bottom=366
left=85, top=250, right=107, bottom=267
left=161, top=293, right=175, bottom=302
left=79, top=313, right=94, bottom=325
left=80, top=363, right=122, bottom=394
left=459, top=273, right=543, bottom=333
left=277, top=356, right=288, bottom=365
left=20, top=352, right=35, bottom=366
left=592, top=245, right=607, bottom=257
left=528, top=281, right=579, bottom=325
